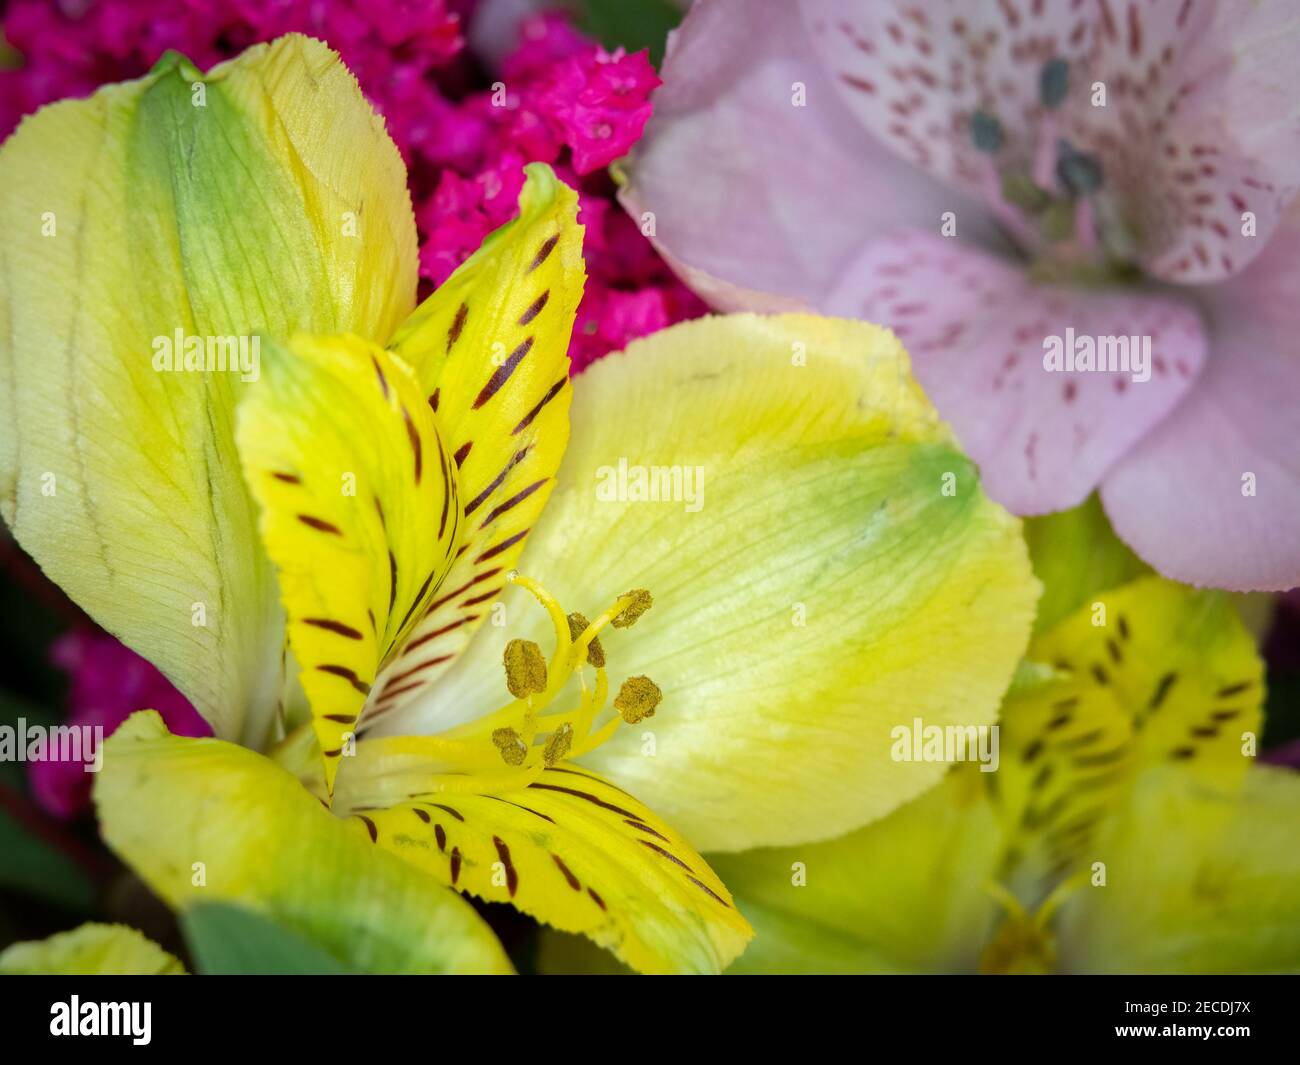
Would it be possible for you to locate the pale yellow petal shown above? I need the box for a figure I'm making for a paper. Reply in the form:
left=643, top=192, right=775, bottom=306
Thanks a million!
left=0, top=923, right=185, bottom=975
left=391, top=314, right=1039, bottom=851
left=0, top=36, right=416, bottom=743
left=94, top=711, right=512, bottom=974
left=712, top=769, right=1002, bottom=973
left=1062, top=766, right=1300, bottom=973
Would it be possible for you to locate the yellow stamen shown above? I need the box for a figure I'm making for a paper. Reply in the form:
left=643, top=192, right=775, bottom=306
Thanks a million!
left=614, top=675, right=661, bottom=723
left=492, top=727, right=528, bottom=766
left=567, top=611, right=605, bottom=667
left=503, top=638, right=547, bottom=698
left=427, top=574, right=663, bottom=791
left=570, top=712, right=622, bottom=759
left=543, top=723, right=574, bottom=767
left=977, top=874, right=1087, bottom=975
left=508, top=572, right=572, bottom=660
left=612, top=588, right=653, bottom=628
left=572, top=667, right=608, bottom=740
left=1034, top=870, right=1089, bottom=929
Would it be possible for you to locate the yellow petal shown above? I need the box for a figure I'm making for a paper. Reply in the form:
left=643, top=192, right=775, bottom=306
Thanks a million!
left=1032, top=576, right=1263, bottom=793
left=982, top=673, right=1130, bottom=900
left=0, top=923, right=185, bottom=975
left=237, top=334, right=461, bottom=793
left=1062, top=766, right=1300, bottom=973
left=390, top=314, right=1039, bottom=850
left=334, top=747, right=751, bottom=974
left=369, top=164, right=584, bottom=717
left=988, top=576, right=1263, bottom=899
left=711, top=574, right=1272, bottom=973
left=94, top=711, right=512, bottom=975
left=711, top=769, right=1003, bottom=974
left=0, top=36, right=416, bottom=744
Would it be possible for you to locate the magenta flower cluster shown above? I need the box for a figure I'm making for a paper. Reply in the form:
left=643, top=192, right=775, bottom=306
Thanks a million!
left=412, top=11, right=702, bottom=371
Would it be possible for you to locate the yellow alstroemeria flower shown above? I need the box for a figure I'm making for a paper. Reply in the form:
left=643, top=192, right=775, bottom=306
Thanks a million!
left=0, top=36, right=1038, bottom=973
left=707, top=576, right=1300, bottom=974
left=0, top=924, right=185, bottom=976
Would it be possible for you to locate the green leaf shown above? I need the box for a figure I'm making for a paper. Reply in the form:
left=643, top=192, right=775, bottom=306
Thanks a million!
left=578, top=0, right=682, bottom=66
left=1023, top=494, right=1148, bottom=634
left=0, top=804, right=96, bottom=911
left=181, top=902, right=350, bottom=975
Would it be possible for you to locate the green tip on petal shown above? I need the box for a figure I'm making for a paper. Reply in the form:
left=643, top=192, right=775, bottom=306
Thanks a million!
left=148, top=48, right=203, bottom=81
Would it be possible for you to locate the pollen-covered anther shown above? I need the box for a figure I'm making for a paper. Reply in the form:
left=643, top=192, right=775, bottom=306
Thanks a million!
left=504, top=638, right=548, bottom=698
left=611, top=589, right=653, bottom=629
left=470, top=574, right=664, bottom=769
left=567, top=611, right=606, bottom=667
left=614, top=675, right=661, bottom=723
left=543, top=723, right=574, bottom=767
left=492, top=727, right=528, bottom=766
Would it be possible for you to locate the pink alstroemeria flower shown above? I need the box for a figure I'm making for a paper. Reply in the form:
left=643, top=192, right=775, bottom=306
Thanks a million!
left=622, top=0, right=1300, bottom=591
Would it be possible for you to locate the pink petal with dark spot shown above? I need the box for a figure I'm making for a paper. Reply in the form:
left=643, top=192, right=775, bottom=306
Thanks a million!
left=1058, top=0, right=1300, bottom=284
left=800, top=0, right=1097, bottom=201
left=824, top=230, right=1207, bottom=514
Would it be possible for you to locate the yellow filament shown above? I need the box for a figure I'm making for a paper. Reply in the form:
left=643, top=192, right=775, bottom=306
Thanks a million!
left=984, top=879, right=1031, bottom=922
left=570, top=712, right=623, bottom=759
left=1034, top=870, right=1089, bottom=929
left=509, top=572, right=573, bottom=664
left=341, top=580, right=659, bottom=814
left=410, top=762, right=547, bottom=795
left=573, top=668, right=609, bottom=739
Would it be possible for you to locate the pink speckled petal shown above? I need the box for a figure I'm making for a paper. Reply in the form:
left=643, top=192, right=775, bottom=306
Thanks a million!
left=1101, top=209, right=1300, bottom=592
left=1060, top=0, right=1300, bottom=284
left=799, top=0, right=1300, bottom=285
left=620, top=0, right=998, bottom=313
left=824, top=230, right=1207, bottom=515
left=798, top=0, right=1098, bottom=201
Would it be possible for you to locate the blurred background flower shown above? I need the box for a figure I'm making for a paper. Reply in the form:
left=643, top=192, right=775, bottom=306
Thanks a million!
left=622, top=0, right=1300, bottom=592
left=30, top=629, right=208, bottom=821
